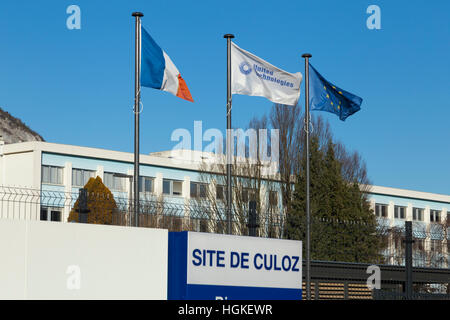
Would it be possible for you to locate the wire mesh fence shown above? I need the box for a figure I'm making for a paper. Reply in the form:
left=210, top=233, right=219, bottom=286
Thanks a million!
left=1, top=185, right=449, bottom=299
left=373, top=290, right=450, bottom=300
left=387, top=225, right=450, bottom=269
left=0, top=185, right=285, bottom=236
left=0, top=185, right=448, bottom=270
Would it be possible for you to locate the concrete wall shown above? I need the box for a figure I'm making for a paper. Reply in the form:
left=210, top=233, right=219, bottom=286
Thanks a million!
left=0, top=219, right=168, bottom=299
left=1, top=150, right=39, bottom=188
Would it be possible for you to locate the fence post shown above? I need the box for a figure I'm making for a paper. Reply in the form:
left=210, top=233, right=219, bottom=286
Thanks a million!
left=344, top=281, right=348, bottom=300
left=404, top=220, right=414, bottom=300
left=247, top=201, right=258, bottom=237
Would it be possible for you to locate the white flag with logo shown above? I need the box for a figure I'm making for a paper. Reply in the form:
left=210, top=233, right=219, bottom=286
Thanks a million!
left=231, top=42, right=302, bottom=106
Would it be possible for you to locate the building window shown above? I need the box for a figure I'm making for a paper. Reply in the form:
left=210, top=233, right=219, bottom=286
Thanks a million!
left=40, top=208, right=47, bottom=221
left=42, top=165, right=63, bottom=185
left=51, top=210, right=61, bottom=221
left=394, top=206, right=406, bottom=219
left=430, top=210, right=441, bottom=223
left=191, top=219, right=208, bottom=232
left=413, top=238, right=425, bottom=252
left=269, top=191, right=278, bottom=207
left=375, top=203, right=388, bottom=218
left=40, top=207, right=62, bottom=222
left=394, top=236, right=404, bottom=251
left=242, top=188, right=256, bottom=203
left=190, top=182, right=207, bottom=199
left=216, top=185, right=225, bottom=200
left=413, top=208, right=424, bottom=221
left=72, top=168, right=95, bottom=187
left=163, top=179, right=171, bottom=195
left=103, top=172, right=127, bottom=192
left=163, top=179, right=182, bottom=196
left=139, top=176, right=154, bottom=193
left=430, top=239, right=442, bottom=253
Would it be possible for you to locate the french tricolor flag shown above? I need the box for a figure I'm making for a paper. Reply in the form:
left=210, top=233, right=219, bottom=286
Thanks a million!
left=141, top=26, right=193, bottom=102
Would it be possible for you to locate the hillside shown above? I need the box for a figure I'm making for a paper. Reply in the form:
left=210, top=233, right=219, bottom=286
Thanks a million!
left=0, top=107, right=44, bottom=144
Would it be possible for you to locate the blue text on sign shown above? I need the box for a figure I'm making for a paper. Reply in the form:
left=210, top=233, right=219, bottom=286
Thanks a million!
left=191, top=249, right=300, bottom=272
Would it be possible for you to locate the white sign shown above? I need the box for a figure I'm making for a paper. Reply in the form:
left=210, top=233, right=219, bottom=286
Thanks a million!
left=187, top=232, right=302, bottom=289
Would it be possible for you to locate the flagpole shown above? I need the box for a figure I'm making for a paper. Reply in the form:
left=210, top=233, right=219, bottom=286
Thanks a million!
left=132, top=12, right=143, bottom=227
left=224, top=33, right=234, bottom=235
left=302, top=53, right=312, bottom=300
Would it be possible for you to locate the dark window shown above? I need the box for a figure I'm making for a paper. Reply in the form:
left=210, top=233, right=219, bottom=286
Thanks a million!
left=190, top=182, right=197, bottom=198
left=163, top=179, right=183, bottom=196
left=191, top=182, right=207, bottom=199
left=42, top=166, right=63, bottom=185
left=139, top=176, right=154, bottom=193
left=394, top=237, right=405, bottom=251
left=72, top=169, right=95, bottom=187
left=242, top=190, right=248, bottom=203
left=51, top=210, right=61, bottom=222
left=216, top=185, right=224, bottom=200
left=192, top=219, right=208, bottom=232
left=375, top=203, right=388, bottom=217
left=40, top=207, right=62, bottom=222
left=413, top=239, right=424, bottom=251
left=413, top=208, right=424, bottom=221
left=430, top=210, right=441, bottom=223
left=269, top=191, right=278, bottom=206
left=242, top=188, right=257, bottom=203
left=430, top=240, right=442, bottom=253
left=394, top=206, right=406, bottom=219
left=163, top=179, right=171, bottom=195
left=40, top=208, right=48, bottom=221
left=103, top=172, right=127, bottom=191
left=199, top=184, right=207, bottom=198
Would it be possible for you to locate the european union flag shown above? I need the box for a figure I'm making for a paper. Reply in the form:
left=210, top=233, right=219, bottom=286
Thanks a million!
left=309, top=64, right=362, bottom=121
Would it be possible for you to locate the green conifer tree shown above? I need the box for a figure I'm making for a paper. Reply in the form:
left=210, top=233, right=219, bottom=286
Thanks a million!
left=286, top=139, right=383, bottom=263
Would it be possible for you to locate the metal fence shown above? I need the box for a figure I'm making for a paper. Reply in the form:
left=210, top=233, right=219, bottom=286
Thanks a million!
left=0, top=185, right=285, bottom=237
left=289, top=216, right=450, bottom=269
left=1, top=185, right=449, bottom=299
left=388, top=226, right=450, bottom=269
left=0, top=185, right=448, bottom=267
left=373, top=290, right=450, bottom=300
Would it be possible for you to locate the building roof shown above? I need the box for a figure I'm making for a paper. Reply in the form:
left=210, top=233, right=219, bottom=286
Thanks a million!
left=1, top=142, right=280, bottom=179
left=366, top=185, right=450, bottom=204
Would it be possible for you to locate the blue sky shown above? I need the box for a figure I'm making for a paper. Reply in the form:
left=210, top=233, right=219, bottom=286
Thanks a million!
left=0, top=1, right=449, bottom=195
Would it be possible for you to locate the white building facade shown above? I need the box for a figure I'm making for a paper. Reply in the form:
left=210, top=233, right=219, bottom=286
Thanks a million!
left=0, top=141, right=282, bottom=228
left=0, top=141, right=448, bottom=267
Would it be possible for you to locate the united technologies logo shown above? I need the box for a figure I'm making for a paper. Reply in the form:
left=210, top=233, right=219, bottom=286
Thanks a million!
left=239, top=61, right=252, bottom=75
left=239, top=60, right=295, bottom=88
